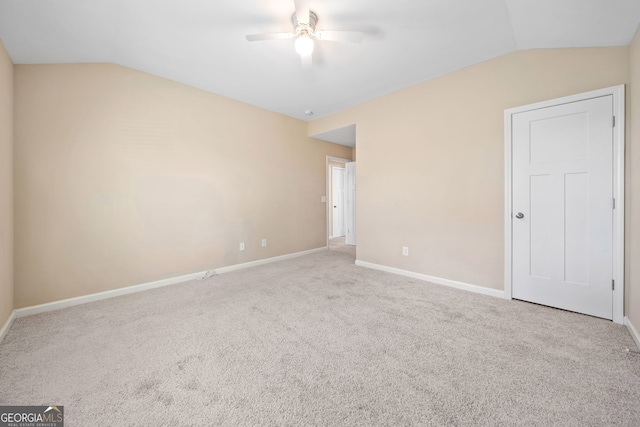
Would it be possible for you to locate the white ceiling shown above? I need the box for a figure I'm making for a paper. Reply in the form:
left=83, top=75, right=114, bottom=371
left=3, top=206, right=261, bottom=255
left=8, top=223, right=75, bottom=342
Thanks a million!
left=1, top=0, right=639, bottom=123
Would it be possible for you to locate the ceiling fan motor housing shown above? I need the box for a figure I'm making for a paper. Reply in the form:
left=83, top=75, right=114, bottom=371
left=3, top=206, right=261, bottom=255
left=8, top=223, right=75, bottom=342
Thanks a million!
left=292, top=11, right=318, bottom=36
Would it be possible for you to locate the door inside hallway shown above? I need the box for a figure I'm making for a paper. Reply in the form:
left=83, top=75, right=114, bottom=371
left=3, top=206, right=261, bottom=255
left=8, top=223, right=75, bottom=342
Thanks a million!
left=331, top=167, right=345, bottom=238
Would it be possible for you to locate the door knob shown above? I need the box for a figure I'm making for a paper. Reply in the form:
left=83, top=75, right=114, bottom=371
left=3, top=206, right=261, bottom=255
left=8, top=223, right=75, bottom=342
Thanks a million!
left=333, top=206, right=337, bottom=208
left=515, top=212, right=524, bottom=219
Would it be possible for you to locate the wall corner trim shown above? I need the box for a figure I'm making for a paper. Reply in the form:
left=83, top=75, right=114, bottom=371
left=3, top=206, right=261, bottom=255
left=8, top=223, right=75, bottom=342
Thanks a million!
left=11, top=247, right=329, bottom=324
left=624, top=317, right=640, bottom=351
left=0, top=310, right=17, bottom=345
left=354, top=260, right=506, bottom=299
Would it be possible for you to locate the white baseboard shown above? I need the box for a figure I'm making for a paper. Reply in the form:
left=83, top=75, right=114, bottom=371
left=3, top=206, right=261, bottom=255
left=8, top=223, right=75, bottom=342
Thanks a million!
left=214, top=247, right=327, bottom=274
left=15, top=270, right=208, bottom=319
left=355, top=260, right=506, bottom=299
left=13, top=247, right=328, bottom=321
left=624, top=317, right=640, bottom=350
left=0, top=310, right=17, bottom=344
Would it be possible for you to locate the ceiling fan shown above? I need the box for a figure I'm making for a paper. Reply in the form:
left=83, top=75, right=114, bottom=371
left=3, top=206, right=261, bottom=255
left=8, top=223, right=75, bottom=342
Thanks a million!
left=246, top=0, right=364, bottom=69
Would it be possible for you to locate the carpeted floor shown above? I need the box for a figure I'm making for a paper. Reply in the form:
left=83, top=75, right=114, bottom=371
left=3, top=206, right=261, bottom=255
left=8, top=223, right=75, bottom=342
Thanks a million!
left=1, top=248, right=639, bottom=426
left=329, top=236, right=356, bottom=256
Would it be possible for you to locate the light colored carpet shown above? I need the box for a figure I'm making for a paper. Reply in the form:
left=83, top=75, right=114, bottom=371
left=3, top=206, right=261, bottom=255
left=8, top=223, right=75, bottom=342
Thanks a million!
left=329, top=236, right=356, bottom=256
left=1, top=249, right=639, bottom=426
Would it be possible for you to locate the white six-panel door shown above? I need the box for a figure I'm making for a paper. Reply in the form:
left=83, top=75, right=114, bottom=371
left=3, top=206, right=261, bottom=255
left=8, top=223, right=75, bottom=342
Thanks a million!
left=331, top=167, right=345, bottom=237
left=512, top=95, right=614, bottom=319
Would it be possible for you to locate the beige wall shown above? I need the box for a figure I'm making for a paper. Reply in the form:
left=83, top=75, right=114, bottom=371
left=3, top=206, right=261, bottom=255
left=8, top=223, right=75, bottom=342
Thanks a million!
left=311, top=47, right=629, bottom=291
left=0, top=40, right=13, bottom=327
left=628, top=26, right=640, bottom=330
left=7, top=44, right=639, bottom=318
left=14, top=63, right=351, bottom=308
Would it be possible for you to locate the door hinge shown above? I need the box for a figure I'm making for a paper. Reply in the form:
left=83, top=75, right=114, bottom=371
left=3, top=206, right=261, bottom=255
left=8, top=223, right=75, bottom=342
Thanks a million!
left=613, top=116, right=616, bottom=127
left=613, top=198, right=616, bottom=209
left=612, top=279, right=615, bottom=291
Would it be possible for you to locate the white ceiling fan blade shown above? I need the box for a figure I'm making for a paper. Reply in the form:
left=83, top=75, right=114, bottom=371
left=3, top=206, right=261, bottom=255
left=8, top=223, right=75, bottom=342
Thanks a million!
left=301, top=53, right=312, bottom=70
left=315, top=30, right=364, bottom=43
left=246, top=33, right=294, bottom=41
left=294, top=0, right=310, bottom=24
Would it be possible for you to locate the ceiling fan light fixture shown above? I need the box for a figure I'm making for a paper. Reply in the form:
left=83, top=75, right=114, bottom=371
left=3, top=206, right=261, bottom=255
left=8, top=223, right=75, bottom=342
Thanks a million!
left=246, top=5, right=363, bottom=69
left=295, top=36, right=314, bottom=56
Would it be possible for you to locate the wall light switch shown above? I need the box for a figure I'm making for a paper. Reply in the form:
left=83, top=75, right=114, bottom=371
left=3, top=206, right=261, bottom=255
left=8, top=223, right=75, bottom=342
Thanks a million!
left=261, top=239, right=267, bottom=247
left=240, top=242, right=245, bottom=251
left=321, top=195, right=326, bottom=203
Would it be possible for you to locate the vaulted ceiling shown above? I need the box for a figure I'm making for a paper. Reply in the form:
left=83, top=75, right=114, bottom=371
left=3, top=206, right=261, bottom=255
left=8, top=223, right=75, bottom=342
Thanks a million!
left=1, top=0, right=639, bottom=121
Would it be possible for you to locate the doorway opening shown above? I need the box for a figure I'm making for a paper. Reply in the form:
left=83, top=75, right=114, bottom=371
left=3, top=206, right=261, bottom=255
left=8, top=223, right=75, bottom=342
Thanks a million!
left=313, top=123, right=357, bottom=257
left=326, top=156, right=355, bottom=256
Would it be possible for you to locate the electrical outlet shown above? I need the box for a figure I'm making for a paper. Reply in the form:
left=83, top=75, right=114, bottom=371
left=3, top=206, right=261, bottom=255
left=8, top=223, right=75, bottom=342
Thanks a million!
left=261, top=239, right=267, bottom=247
left=239, top=242, right=245, bottom=251
left=402, top=246, right=409, bottom=256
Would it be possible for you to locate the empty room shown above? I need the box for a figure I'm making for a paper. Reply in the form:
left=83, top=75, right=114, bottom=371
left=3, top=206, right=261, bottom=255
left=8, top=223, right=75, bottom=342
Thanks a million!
left=1, top=0, right=640, bottom=425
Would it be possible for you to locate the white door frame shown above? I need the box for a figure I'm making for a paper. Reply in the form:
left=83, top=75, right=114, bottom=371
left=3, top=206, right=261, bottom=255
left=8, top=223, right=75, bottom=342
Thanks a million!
left=326, top=156, right=352, bottom=247
left=504, top=85, right=625, bottom=324
left=345, top=161, right=356, bottom=246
